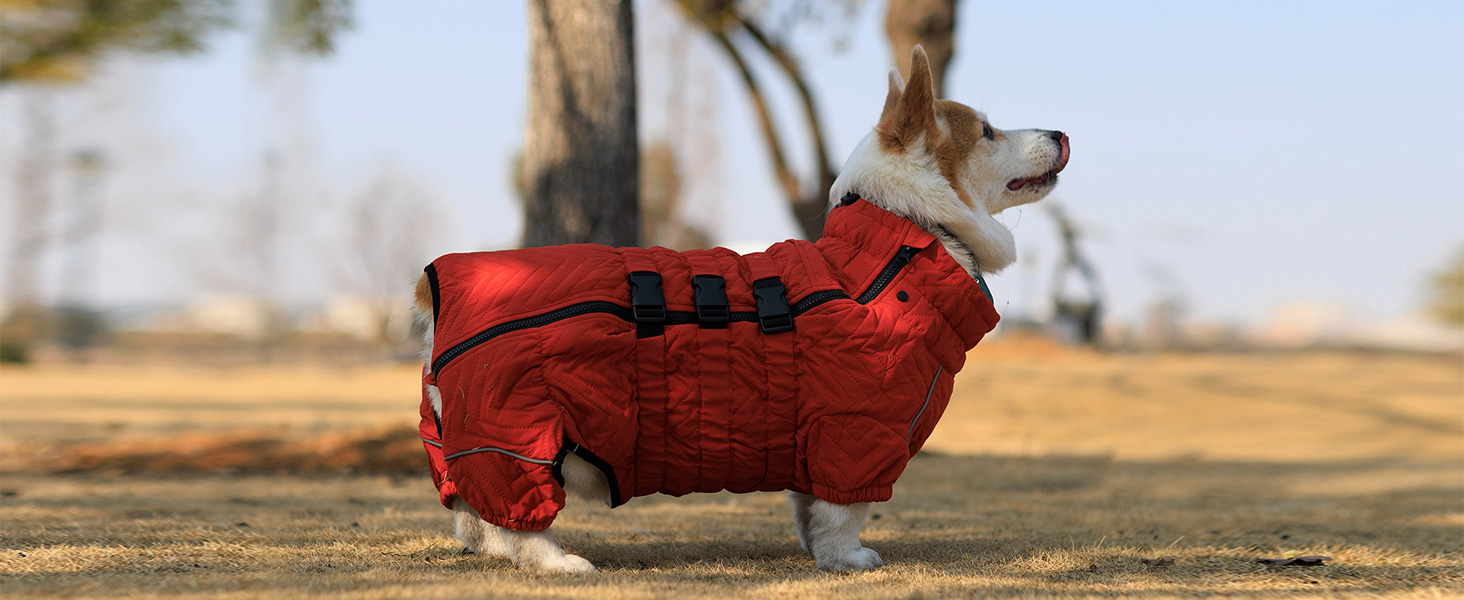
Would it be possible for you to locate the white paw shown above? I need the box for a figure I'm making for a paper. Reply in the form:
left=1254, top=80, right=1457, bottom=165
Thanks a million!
left=817, top=547, right=883, bottom=571
left=532, top=553, right=597, bottom=573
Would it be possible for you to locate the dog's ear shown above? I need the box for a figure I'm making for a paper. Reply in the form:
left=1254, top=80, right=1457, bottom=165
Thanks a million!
left=877, top=45, right=937, bottom=153
left=882, top=68, right=904, bottom=117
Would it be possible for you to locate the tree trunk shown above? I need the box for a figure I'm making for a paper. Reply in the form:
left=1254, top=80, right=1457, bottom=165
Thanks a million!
left=523, top=0, right=639, bottom=247
left=885, top=0, right=959, bottom=97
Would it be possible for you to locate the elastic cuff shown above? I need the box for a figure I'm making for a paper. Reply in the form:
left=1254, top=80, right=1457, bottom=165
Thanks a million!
left=811, top=483, right=892, bottom=505
left=484, top=513, right=555, bottom=532
left=438, top=487, right=458, bottom=510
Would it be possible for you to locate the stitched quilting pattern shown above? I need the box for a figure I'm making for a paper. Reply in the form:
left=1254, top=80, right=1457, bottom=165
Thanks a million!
left=421, top=200, right=998, bottom=530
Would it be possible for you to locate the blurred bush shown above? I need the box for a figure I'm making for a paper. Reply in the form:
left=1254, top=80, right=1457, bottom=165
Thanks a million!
left=1427, top=245, right=1464, bottom=328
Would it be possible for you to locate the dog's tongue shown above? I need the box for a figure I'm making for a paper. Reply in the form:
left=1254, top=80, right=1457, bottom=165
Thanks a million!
left=1006, top=175, right=1045, bottom=191
left=1053, top=133, right=1070, bottom=173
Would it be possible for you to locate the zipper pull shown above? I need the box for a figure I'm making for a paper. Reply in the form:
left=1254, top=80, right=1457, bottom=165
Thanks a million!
left=895, top=245, right=916, bottom=265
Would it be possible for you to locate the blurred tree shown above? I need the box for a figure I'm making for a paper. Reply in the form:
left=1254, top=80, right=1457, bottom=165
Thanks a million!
left=884, top=0, right=957, bottom=97
left=335, top=166, right=439, bottom=349
left=264, top=0, right=351, bottom=56
left=4, top=96, right=55, bottom=314
left=0, top=0, right=351, bottom=361
left=511, top=141, right=711, bottom=250
left=673, top=0, right=838, bottom=240
left=1426, top=245, right=1464, bottom=328
left=674, top=1, right=959, bottom=240
left=246, top=0, right=352, bottom=359
left=1048, top=203, right=1104, bottom=346
left=0, top=0, right=351, bottom=83
left=0, top=0, right=231, bottom=84
left=641, top=141, right=713, bottom=250
left=0, top=95, right=56, bottom=361
left=522, top=0, right=639, bottom=247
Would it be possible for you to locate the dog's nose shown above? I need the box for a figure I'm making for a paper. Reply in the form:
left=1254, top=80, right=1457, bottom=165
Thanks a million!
left=1047, top=130, right=1065, bottom=142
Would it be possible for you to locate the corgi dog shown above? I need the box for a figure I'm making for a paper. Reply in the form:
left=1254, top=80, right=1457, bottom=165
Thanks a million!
left=412, top=45, right=1068, bottom=573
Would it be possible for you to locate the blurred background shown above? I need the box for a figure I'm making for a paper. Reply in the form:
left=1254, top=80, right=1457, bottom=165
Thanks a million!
left=0, top=3, right=1460, bottom=596
left=0, top=0, right=1459, bottom=365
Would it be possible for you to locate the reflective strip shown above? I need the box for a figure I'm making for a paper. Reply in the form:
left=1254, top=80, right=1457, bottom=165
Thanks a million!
left=907, top=366, right=943, bottom=443
left=444, top=446, right=554, bottom=465
left=420, top=438, right=442, bottom=448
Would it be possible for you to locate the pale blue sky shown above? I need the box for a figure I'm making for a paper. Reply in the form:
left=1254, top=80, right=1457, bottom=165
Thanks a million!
left=4, top=0, right=1461, bottom=326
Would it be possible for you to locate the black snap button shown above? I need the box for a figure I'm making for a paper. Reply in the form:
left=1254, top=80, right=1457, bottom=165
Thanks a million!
left=896, top=291, right=909, bottom=302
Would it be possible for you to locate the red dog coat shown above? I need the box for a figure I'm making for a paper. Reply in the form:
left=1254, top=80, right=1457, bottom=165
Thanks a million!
left=418, top=198, right=999, bottom=531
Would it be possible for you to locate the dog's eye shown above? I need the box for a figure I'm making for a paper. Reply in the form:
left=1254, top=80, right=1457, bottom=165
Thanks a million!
left=982, top=122, right=994, bottom=140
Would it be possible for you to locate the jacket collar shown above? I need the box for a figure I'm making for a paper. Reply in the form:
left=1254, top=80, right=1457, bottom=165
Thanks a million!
left=822, top=196, right=1001, bottom=348
left=824, top=195, right=941, bottom=254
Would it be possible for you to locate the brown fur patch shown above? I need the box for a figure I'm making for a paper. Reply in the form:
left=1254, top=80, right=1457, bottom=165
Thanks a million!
left=876, top=47, right=985, bottom=211
left=414, top=274, right=433, bottom=315
left=877, top=47, right=938, bottom=154
left=934, top=100, right=982, bottom=209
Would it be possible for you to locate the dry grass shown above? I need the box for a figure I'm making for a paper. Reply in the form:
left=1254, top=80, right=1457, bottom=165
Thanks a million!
left=1, top=344, right=1461, bottom=598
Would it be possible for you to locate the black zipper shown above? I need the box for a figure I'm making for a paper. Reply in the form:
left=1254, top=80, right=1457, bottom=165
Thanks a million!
left=432, top=301, right=629, bottom=373
left=856, top=245, right=917, bottom=304
left=432, top=245, right=919, bottom=375
left=792, top=289, right=848, bottom=315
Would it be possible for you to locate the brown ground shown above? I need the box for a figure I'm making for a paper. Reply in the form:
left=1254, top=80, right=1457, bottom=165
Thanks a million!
left=1, top=342, right=1460, bottom=599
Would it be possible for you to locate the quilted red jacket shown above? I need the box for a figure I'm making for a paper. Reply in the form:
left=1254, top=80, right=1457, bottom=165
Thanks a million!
left=418, top=199, right=999, bottom=531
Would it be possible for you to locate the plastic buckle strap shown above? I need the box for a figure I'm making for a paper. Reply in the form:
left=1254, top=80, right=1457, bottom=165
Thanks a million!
left=691, top=275, right=730, bottom=323
left=628, top=271, right=666, bottom=324
left=752, top=277, right=794, bottom=334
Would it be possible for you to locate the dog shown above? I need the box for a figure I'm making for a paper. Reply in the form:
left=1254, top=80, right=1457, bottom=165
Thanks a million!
left=411, top=45, right=1068, bottom=573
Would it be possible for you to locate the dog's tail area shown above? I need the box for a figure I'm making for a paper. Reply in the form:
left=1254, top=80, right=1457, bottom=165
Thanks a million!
left=414, top=272, right=435, bottom=321
left=414, top=271, right=442, bottom=415
left=414, top=271, right=437, bottom=357
left=415, top=270, right=457, bottom=510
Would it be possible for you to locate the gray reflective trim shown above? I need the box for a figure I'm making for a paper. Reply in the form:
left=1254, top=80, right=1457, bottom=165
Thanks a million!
left=907, top=366, right=943, bottom=443
left=420, top=438, right=442, bottom=448
left=444, top=446, right=554, bottom=465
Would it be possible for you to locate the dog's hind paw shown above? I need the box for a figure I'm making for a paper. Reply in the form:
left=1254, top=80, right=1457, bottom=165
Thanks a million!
left=525, top=553, right=597, bottom=573
left=816, top=547, right=883, bottom=571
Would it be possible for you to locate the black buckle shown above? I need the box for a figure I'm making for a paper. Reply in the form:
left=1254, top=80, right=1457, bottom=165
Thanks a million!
left=692, top=275, right=730, bottom=323
left=752, top=277, right=793, bottom=333
left=628, top=271, right=665, bottom=323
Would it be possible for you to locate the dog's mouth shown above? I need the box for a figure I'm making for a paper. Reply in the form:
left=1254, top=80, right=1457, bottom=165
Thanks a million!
left=1006, top=134, right=1070, bottom=192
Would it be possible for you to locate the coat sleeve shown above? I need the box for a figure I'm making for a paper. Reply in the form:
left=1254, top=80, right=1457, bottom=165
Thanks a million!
left=805, top=413, right=909, bottom=504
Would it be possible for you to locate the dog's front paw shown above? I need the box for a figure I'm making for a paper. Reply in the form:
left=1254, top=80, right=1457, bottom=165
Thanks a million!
left=531, top=553, right=597, bottom=573
left=816, top=547, right=883, bottom=571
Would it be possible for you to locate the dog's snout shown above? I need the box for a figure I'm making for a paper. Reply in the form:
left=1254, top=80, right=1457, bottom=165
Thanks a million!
left=1047, top=130, right=1065, bottom=142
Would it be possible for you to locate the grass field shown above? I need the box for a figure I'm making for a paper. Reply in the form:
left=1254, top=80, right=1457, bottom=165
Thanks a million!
left=1, top=342, right=1460, bottom=599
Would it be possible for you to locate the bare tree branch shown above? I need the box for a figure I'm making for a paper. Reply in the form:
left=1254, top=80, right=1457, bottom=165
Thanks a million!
left=736, top=16, right=835, bottom=192
left=678, top=1, right=835, bottom=239
left=702, top=27, right=801, bottom=204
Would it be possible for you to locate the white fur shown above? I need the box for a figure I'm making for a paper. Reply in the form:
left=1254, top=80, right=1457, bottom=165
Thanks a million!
left=560, top=452, right=612, bottom=506
left=500, top=528, right=596, bottom=572
left=453, top=497, right=506, bottom=556
left=450, top=474, right=598, bottom=572
left=789, top=492, right=882, bottom=570
left=427, top=383, right=442, bottom=418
